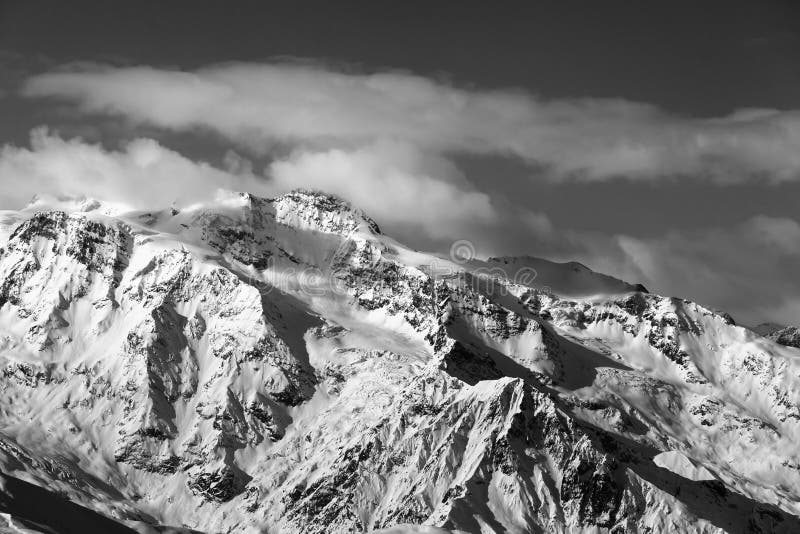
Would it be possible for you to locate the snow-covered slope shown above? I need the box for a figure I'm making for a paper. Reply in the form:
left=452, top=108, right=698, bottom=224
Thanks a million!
left=0, top=189, right=798, bottom=533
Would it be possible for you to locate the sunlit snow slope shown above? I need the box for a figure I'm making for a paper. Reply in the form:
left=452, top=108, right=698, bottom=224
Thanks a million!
left=0, top=190, right=798, bottom=533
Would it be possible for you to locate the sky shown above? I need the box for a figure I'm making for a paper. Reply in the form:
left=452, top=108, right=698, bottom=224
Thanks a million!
left=0, top=0, right=799, bottom=325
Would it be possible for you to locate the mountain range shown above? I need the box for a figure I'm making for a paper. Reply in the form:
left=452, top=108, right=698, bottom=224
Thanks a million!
left=0, top=189, right=798, bottom=533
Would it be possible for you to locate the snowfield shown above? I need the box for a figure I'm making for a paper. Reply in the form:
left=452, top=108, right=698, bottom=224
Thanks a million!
left=0, top=190, right=797, bottom=533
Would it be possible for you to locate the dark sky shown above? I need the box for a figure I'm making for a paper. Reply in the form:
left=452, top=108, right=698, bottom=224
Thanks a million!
left=1, top=1, right=799, bottom=323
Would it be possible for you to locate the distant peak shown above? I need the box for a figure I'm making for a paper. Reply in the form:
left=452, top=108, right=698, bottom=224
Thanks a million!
left=204, top=189, right=381, bottom=237
left=485, top=255, right=646, bottom=297
left=491, top=256, right=591, bottom=271
left=278, top=189, right=357, bottom=212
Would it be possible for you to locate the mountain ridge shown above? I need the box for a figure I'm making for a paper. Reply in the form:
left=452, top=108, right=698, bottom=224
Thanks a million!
left=0, top=189, right=797, bottom=533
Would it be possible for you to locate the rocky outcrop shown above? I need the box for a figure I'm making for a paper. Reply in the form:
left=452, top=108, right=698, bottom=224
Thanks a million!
left=768, top=326, right=800, bottom=349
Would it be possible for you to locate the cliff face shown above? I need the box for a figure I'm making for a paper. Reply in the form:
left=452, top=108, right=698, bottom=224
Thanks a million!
left=0, top=190, right=798, bottom=533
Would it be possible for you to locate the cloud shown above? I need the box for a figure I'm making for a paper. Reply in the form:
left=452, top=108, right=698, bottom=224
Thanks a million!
left=0, top=128, right=271, bottom=209
left=22, top=62, right=800, bottom=183
left=269, top=141, right=497, bottom=239
left=0, top=130, right=511, bottom=246
left=610, top=216, right=800, bottom=325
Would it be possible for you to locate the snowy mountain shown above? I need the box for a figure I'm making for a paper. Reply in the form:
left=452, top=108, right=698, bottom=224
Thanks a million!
left=0, top=189, right=799, bottom=533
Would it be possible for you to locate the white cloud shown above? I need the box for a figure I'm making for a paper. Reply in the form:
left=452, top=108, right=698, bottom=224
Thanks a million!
left=0, top=128, right=271, bottom=209
left=22, top=62, right=800, bottom=183
left=0, top=131, right=510, bottom=246
left=269, top=141, right=497, bottom=239
left=611, top=217, right=800, bottom=325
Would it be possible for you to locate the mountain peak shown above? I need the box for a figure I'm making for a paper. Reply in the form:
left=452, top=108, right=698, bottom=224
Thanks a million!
left=272, top=188, right=381, bottom=235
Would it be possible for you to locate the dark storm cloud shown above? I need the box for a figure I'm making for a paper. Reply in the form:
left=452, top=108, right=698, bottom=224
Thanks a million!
left=22, top=62, right=800, bottom=183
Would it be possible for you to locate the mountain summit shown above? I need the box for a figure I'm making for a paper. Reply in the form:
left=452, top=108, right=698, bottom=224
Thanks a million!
left=0, top=190, right=798, bottom=533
